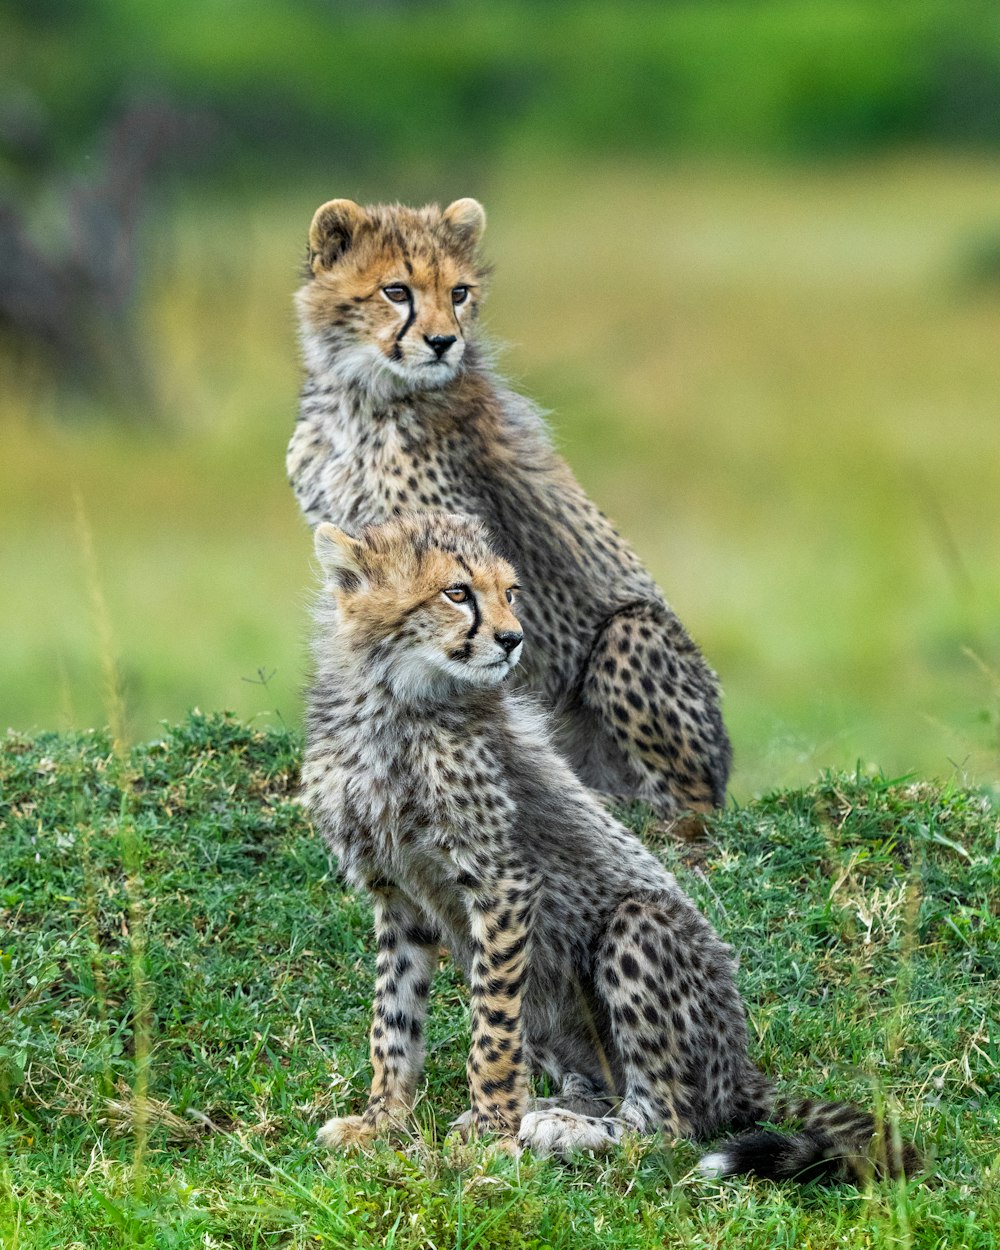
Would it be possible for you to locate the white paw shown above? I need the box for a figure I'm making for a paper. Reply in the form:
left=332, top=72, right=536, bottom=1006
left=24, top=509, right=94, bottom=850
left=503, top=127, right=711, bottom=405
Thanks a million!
left=316, top=1114, right=377, bottom=1151
left=532, top=1089, right=614, bottom=1119
left=518, top=1108, right=624, bottom=1159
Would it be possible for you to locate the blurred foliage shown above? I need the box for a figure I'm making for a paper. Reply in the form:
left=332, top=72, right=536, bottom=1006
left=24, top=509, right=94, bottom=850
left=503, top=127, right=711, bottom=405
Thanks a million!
left=3, top=0, right=998, bottom=407
left=2, top=0, right=1000, bottom=186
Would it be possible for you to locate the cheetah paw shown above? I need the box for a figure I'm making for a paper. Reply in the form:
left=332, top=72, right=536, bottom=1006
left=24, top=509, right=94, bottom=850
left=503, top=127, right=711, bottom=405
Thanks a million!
left=447, top=1108, right=477, bottom=1143
left=518, top=1108, right=625, bottom=1159
left=446, top=1109, right=521, bottom=1156
left=316, top=1115, right=377, bottom=1151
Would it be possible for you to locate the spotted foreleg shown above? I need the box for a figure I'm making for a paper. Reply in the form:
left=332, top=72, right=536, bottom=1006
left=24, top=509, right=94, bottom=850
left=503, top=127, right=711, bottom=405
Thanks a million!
left=317, top=888, right=439, bottom=1150
left=463, top=874, right=534, bottom=1138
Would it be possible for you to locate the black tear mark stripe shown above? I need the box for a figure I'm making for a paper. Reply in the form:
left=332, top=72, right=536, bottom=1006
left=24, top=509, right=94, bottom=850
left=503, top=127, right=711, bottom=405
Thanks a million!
left=390, top=294, right=417, bottom=362
left=467, top=592, right=481, bottom=640
left=395, top=294, right=417, bottom=342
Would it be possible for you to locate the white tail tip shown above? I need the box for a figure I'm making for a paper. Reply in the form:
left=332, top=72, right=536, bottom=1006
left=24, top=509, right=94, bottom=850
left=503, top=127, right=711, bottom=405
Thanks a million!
left=697, top=1150, right=734, bottom=1179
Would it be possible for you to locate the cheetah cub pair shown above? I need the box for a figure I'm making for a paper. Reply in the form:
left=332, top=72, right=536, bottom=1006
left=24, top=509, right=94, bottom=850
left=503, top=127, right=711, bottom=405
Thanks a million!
left=289, top=196, right=730, bottom=820
left=303, top=512, right=917, bottom=1183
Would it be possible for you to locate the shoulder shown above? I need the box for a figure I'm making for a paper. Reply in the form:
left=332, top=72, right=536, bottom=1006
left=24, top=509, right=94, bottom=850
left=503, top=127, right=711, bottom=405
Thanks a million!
left=500, top=693, right=596, bottom=807
left=502, top=691, right=555, bottom=748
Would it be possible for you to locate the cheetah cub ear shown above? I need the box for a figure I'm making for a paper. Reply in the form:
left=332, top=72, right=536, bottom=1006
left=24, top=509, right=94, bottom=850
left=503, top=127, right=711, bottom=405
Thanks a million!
left=308, top=199, right=367, bottom=272
left=315, top=523, right=366, bottom=594
left=442, top=198, right=486, bottom=246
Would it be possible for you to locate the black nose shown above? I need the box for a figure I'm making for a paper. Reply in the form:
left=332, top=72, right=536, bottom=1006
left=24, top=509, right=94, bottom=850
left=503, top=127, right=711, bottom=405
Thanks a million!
left=495, top=630, right=523, bottom=656
left=425, top=334, right=457, bottom=360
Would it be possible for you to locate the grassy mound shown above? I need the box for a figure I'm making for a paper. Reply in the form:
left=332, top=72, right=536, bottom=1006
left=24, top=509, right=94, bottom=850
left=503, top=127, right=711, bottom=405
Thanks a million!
left=1, top=712, right=997, bottom=1247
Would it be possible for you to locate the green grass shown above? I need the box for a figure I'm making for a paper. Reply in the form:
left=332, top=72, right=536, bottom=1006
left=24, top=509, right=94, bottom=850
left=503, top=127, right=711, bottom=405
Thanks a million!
left=2, top=712, right=998, bottom=1247
left=2, top=154, right=999, bottom=798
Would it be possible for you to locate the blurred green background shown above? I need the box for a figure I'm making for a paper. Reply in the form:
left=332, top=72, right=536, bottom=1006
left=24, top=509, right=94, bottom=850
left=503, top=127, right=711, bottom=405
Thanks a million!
left=2, top=0, right=999, bottom=797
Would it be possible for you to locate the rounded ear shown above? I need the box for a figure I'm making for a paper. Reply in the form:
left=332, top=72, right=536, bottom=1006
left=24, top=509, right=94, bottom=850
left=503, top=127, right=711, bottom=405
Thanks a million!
left=308, top=199, right=366, bottom=272
left=315, top=523, right=366, bottom=592
left=442, top=198, right=486, bottom=246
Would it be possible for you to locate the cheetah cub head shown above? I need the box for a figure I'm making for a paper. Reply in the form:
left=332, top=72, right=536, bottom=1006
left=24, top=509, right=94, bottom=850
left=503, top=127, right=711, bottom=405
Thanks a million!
left=296, top=198, right=488, bottom=396
left=314, top=512, right=522, bottom=701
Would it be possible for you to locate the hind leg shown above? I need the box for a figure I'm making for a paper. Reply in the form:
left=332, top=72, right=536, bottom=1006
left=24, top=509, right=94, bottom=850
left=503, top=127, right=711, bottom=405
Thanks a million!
left=521, top=891, right=754, bottom=1159
left=593, top=892, right=755, bottom=1141
left=579, top=606, right=731, bottom=818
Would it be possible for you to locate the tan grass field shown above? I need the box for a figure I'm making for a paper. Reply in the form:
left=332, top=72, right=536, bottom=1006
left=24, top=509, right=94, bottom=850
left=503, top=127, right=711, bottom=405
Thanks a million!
left=2, top=154, right=998, bottom=797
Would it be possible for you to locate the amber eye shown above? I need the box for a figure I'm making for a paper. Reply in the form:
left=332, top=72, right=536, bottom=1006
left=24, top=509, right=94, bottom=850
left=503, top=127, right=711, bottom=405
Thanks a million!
left=451, top=286, right=469, bottom=306
left=443, top=585, right=470, bottom=603
left=383, top=285, right=410, bottom=304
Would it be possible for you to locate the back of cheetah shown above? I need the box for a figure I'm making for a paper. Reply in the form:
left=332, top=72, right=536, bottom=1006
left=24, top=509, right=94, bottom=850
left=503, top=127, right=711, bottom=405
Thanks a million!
left=289, top=197, right=731, bottom=818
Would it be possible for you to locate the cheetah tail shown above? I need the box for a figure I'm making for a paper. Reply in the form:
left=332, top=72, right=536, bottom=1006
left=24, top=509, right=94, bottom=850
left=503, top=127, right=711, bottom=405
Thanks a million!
left=697, top=1095, right=920, bottom=1186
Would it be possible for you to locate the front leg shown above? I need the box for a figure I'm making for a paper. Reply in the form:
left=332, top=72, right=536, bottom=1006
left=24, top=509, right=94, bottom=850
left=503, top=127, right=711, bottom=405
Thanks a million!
left=463, top=872, right=534, bottom=1138
left=318, top=886, right=439, bottom=1150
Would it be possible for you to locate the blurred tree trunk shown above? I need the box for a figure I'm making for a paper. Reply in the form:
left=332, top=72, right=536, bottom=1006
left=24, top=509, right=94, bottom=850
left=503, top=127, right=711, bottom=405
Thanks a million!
left=0, top=98, right=205, bottom=422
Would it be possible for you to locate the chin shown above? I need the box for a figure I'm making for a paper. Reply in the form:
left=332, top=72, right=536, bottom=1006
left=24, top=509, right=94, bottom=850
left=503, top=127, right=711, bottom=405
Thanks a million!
left=461, top=661, right=516, bottom=689
left=387, top=358, right=463, bottom=392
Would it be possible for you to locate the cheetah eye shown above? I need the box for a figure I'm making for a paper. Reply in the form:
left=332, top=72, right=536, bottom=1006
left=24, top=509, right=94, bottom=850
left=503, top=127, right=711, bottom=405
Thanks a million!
left=505, top=587, right=519, bottom=605
left=451, top=286, right=469, bottom=306
left=443, top=585, right=470, bottom=603
left=383, top=285, right=411, bottom=304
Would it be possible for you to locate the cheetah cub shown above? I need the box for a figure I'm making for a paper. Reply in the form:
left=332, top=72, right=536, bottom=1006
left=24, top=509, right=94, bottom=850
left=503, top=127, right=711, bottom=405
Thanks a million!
left=304, top=512, right=917, bottom=1183
left=290, top=197, right=730, bottom=819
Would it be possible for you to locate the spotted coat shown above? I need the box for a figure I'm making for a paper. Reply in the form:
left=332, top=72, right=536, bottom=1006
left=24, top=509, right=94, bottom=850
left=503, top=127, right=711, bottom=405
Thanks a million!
left=289, top=198, right=731, bottom=818
left=306, top=513, right=917, bottom=1183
